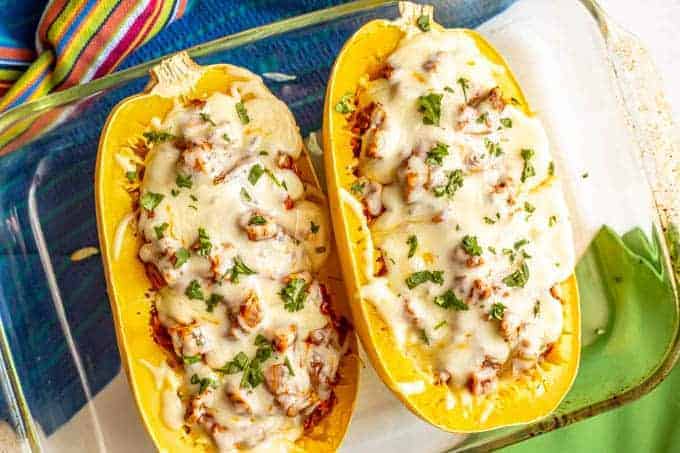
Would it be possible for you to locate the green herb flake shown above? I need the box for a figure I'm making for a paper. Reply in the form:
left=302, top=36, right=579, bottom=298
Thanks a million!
left=176, top=173, right=192, bottom=189
left=284, top=356, right=295, bottom=376
left=425, top=142, right=449, bottom=166
left=143, top=130, right=175, bottom=144
left=350, top=181, right=365, bottom=195
left=249, top=215, right=267, bottom=226
left=235, top=102, right=250, bottom=124
left=444, top=86, right=454, bottom=93
left=417, top=92, right=443, bottom=126
left=264, top=168, right=286, bottom=189
left=457, top=77, right=470, bottom=103
left=433, top=289, right=468, bottom=311
left=171, top=188, right=180, bottom=197
left=582, top=172, right=589, bottom=179
left=502, top=262, right=530, bottom=288
left=125, top=170, right=137, bottom=182
left=310, top=221, right=320, bottom=233
left=227, top=257, right=256, bottom=283
left=548, top=161, right=555, bottom=176
left=223, top=133, right=231, bottom=143
left=524, top=202, right=536, bottom=214
left=249, top=164, right=264, bottom=185
left=183, top=354, right=202, bottom=365
left=240, top=187, right=252, bottom=202
left=533, top=300, right=541, bottom=317
left=205, top=293, right=223, bottom=312
left=488, top=246, right=497, bottom=254
left=490, top=303, right=506, bottom=320
left=419, top=329, right=430, bottom=345
left=513, top=238, right=529, bottom=250
left=190, top=374, right=216, bottom=393
left=548, top=215, right=558, bottom=227
left=199, top=112, right=216, bottom=126
left=185, top=280, right=204, bottom=300
left=405, top=270, right=444, bottom=289
left=483, top=216, right=496, bottom=225
left=154, top=222, right=169, bottom=240
left=218, top=352, right=249, bottom=374
left=280, top=278, right=309, bottom=312
left=433, top=169, right=464, bottom=198
left=196, top=228, right=212, bottom=256
left=407, top=235, right=418, bottom=258
left=484, top=138, right=503, bottom=157
left=140, top=192, right=164, bottom=211
left=461, top=235, right=482, bottom=256
left=520, top=148, right=536, bottom=183
left=335, top=93, right=355, bottom=114
left=434, top=320, right=447, bottom=330
left=416, top=14, right=430, bottom=32
left=175, top=248, right=189, bottom=268
left=500, top=118, right=513, bottom=128
left=476, top=112, right=489, bottom=124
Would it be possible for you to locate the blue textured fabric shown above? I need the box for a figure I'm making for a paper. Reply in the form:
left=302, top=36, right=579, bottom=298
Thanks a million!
left=0, top=0, right=516, bottom=438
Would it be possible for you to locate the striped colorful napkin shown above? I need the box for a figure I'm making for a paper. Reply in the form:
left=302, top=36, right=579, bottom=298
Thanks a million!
left=0, top=0, right=190, bottom=113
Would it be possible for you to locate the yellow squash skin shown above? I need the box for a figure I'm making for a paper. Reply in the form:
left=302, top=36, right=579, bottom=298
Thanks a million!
left=96, top=53, right=358, bottom=452
left=322, top=5, right=580, bottom=432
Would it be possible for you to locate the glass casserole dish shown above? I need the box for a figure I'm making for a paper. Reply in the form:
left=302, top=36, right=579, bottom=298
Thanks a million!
left=0, top=0, right=678, bottom=451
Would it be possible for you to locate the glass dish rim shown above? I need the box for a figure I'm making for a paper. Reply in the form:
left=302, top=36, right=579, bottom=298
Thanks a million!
left=0, top=0, right=677, bottom=451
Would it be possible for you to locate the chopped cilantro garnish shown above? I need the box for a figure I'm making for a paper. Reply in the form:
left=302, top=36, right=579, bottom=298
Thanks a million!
left=433, top=169, right=464, bottom=198
left=248, top=164, right=264, bottom=185
left=205, top=293, right=223, bottom=312
left=240, top=187, right=252, bottom=202
left=183, top=354, right=202, bottom=365
left=143, top=130, right=175, bottom=144
left=196, top=228, right=212, bottom=256
left=416, top=14, right=430, bottom=31
left=484, top=138, right=503, bottom=157
left=140, top=192, right=164, bottom=211
left=513, top=238, right=529, bottom=250
left=223, top=133, right=231, bottom=142
left=461, top=235, right=482, bottom=256
left=310, top=221, right=320, bottom=233
left=548, top=161, right=555, bottom=176
left=284, top=356, right=295, bottom=376
left=176, top=173, right=192, bottom=189
left=249, top=215, right=267, bottom=225
left=425, top=142, right=449, bottom=166
left=199, top=112, right=216, bottom=126
left=490, top=303, right=506, bottom=320
left=417, top=93, right=443, bottom=126
left=280, top=278, right=308, bottom=312
left=476, top=112, right=489, bottom=124
left=444, top=86, right=455, bottom=93
left=407, top=235, right=418, bottom=258
left=227, top=257, right=256, bottom=283
left=483, top=216, right=496, bottom=225
left=488, top=246, right=497, bottom=254
left=185, top=279, right=204, bottom=300
left=433, top=289, right=468, bottom=311
left=533, top=300, right=541, bottom=317
left=190, top=374, right=216, bottom=393
left=520, top=148, right=536, bottom=183
left=264, top=168, right=286, bottom=189
left=335, top=93, right=355, bottom=114
left=175, top=248, right=189, bottom=268
left=548, top=215, right=558, bottom=227
left=500, top=118, right=513, bottom=128
left=350, top=181, right=365, bottom=195
left=405, top=270, right=444, bottom=289
left=457, top=77, right=470, bottom=103
left=218, top=351, right=249, bottom=374
left=235, top=102, right=250, bottom=124
left=154, top=222, right=169, bottom=240
left=434, top=320, right=447, bottom=330
left=502, top=262, right=530, bottom=288
left=524, top=202, right=536, bottom=214
left=125, top=170, right=136, bottom=182
left=171, top=188, right=180, bottom=197
left=582, top=172, right=589, bottom=179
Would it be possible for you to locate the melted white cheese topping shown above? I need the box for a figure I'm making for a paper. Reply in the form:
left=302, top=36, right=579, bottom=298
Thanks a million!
left=136, top=88, right=343, bottom=451
left=355, top=29, right=575, bottom=393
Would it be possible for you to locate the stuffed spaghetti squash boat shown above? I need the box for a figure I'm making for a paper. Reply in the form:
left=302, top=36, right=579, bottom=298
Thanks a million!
left=96, top=53, right=358, bottom=452
left=323, top=3, right=580, bottom=432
